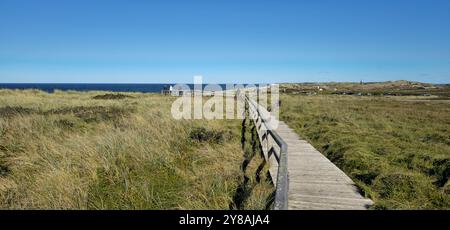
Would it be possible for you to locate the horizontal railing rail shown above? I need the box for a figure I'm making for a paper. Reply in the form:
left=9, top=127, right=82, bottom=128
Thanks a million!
left=239, top=92, right=289, bottom=210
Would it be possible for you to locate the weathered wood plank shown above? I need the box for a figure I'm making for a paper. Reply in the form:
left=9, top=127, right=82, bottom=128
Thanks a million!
left=272, top=121, right=373, bottom=210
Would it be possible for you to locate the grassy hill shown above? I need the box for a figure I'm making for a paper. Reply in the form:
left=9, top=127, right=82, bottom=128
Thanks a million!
left=0, top=90, right=272, bottom=209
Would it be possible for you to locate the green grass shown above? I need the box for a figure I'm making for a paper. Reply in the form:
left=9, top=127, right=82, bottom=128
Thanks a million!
left=281, top=80, right=450, bottom=97
left=6, top=88, right=445, bottom=210
left=280, top=94, right=450, bottom=209
left=0, top=89, right=272, bottom=209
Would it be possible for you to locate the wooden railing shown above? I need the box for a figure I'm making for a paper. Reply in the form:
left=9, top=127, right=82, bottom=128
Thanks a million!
left=240, top=92, right=289, bottom=210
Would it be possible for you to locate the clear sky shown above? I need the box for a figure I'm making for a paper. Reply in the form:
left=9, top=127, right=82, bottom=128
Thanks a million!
left=0, top=0, right=449, bottom=83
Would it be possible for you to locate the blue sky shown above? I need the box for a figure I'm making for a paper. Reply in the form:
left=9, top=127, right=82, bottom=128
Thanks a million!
left=0, top=0, right=449, bottom=83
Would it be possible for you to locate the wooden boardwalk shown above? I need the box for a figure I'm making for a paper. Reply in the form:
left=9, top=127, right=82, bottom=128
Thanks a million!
left=272, top=121, right=373, bottom=210
left=242, top=91, right=373, bottom=210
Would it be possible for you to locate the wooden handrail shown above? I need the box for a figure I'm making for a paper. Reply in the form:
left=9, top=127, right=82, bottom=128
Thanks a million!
left=240, top=92, right=289, bottom=210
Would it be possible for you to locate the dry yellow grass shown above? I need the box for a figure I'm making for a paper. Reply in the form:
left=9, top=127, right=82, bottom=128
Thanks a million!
left=0, top=89, right=272, bottom=210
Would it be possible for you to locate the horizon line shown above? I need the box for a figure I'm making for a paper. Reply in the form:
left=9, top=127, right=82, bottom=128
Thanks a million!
left=0, top=80, right=449, bottom=85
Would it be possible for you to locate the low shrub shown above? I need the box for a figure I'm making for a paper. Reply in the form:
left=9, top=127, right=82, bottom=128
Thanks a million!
left=189, top=127, right=229, bottom=144
left=92, top=93, right=134, bottom=100
left=0, top=106, right=36, bottom=118
left=430, top=158, right=450, bottom=187
left=46, top=106, right=134, bottom=123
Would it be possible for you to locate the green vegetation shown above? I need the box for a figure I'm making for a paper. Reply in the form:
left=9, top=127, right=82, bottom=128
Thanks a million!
left=3, top=82, right=447, bottom=210
left=281, top=80, right=450, bottom=97
left=233, top=105, right=274, bottom=210
left=280, top=93, right=450, bottom=209
left=0, top=90, right=272, bottom=209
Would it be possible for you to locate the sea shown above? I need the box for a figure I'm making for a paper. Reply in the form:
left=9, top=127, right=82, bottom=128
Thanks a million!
left=0, top=83, right=238, bottom=93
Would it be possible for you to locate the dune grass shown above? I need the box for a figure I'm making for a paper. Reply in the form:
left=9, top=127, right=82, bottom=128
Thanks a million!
left=0, top=89, right=272, bottom=209
left=281, top=81, right=450, bottom=97
left=280, top=94, right=450, bottom=209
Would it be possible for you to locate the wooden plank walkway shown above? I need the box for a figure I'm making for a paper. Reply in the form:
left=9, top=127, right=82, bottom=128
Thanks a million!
left=241, top=90, right=372, bottom=210
left=272, top=121, right=373, bottom=210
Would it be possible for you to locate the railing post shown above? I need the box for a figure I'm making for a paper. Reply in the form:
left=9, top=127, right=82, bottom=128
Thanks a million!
left=244, top=93, right=289, bottom=210
left=266, top=130, right=269, bottom=157
left=274, top=143, right=288, bottom=210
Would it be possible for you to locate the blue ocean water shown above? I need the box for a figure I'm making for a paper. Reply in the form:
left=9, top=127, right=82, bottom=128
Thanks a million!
left=0, top=83, right=250, bottom=93
left=0, top=83, right=172, bottom=93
